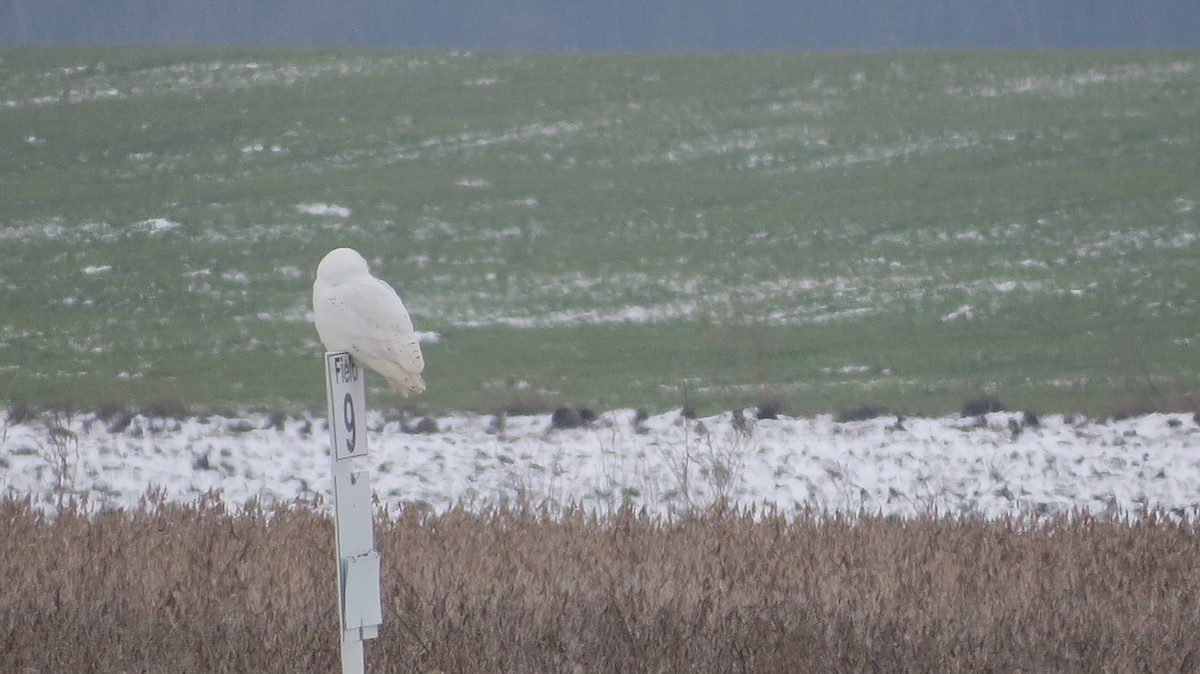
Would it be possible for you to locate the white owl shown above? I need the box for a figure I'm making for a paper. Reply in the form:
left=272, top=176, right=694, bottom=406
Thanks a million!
left=312, top=247, right=426, bottom=396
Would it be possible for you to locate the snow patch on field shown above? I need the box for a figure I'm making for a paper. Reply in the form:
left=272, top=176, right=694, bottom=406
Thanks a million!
left=296, top=203, right=351, bottom=218
left=4, top=409, right=1199, bottom=518
left=135, top=218, right=182, bottom=234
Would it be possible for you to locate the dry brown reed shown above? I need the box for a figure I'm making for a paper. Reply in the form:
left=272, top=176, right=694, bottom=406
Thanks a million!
left=3, top=496, right=1199, bottom=673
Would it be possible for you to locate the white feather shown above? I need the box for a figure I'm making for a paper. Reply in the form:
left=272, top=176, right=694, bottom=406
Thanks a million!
left=312, top=248, right=426, bottom=396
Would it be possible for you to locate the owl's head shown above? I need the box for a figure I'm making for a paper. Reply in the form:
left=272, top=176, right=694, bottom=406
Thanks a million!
left=316, top=247, right=371, bottom=285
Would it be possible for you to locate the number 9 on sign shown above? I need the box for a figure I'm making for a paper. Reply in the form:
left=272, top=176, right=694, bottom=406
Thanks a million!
left=343, top=392, right=356, bottom=453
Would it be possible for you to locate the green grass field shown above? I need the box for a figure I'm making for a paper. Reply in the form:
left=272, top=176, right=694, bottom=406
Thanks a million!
left=1, top=46, right=1198, bottom=416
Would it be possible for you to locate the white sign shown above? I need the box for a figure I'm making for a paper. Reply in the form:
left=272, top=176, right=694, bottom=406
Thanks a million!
left=325, top=352, right=367, bottom=461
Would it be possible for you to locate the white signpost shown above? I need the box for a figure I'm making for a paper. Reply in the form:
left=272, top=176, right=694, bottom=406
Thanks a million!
left=324, top=352, right=383, bottom=674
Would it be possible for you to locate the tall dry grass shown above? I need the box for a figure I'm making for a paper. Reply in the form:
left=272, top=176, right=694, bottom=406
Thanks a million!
left=2, top=495, right=1199, bottom=672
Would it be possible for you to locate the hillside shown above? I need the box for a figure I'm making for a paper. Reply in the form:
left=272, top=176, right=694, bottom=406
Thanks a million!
left=1, top=46, right=1198, bottom=416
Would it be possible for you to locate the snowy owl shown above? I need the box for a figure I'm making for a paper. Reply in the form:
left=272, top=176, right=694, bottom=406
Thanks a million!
left=312, top=247, right=426, bottom=396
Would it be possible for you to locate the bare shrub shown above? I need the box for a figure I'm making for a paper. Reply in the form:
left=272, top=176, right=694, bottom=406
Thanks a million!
left=4, top=498, right=1200, bottom=673
left=44, top=399, right=74, bottom=418
left=97, top=399, right=134, bottom=433
left=406, top=416, right=439, bottom=434
left=263, top=410, right=287, bottom=431
left=594, top=414, right=741, bottom=512
left=6, top=403, right=36, bottom=425
left=42, top=418, right=79, bottom=509
left=226, top=419, right=256, bottom=434
left=0, top=496, right=335, bottom=673
left=755, top=404, right=779, bottom=420
left=631, top=409, right=650, bottom=434
left=960, top=394, right=1003, bottom=417
left=485, top=413, right=506, bottom=436
left=142, top=399, right=190, bottom=420
left=95, top=399, right=128, bottom=422
left=755, top=393, right=791, bottom=420
left=730, top=408, right=753, bottom=436
left=550, top=407, right=586, bottom=430
left=835, top=403, right=891, bottom=423
left=700, top=425, right=750, bottom=502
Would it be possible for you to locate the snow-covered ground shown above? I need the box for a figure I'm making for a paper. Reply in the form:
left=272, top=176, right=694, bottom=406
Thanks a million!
left=3, top=408, right=1198, bottom=518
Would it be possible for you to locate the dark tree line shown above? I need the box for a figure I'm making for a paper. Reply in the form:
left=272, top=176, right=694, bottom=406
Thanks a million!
left=2, top=0, right=1198, bottom=50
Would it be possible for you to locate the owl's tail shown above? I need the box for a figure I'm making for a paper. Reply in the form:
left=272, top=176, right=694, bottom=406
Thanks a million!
left=387, top=372, right=426, bottom=397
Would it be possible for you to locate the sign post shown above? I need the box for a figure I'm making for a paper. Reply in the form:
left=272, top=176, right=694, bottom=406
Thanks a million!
left=324, top=352, right=383, bottom=674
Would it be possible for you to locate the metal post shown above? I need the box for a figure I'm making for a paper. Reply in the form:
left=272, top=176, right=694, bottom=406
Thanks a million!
left=324, top=352, right=383, bottom=674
